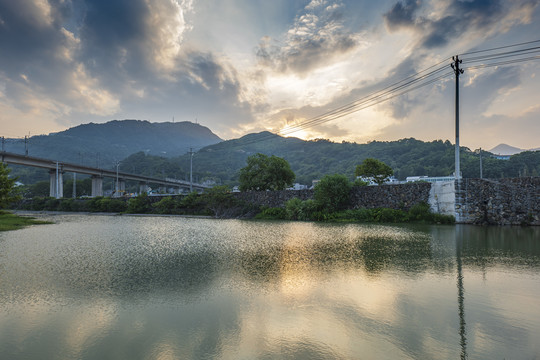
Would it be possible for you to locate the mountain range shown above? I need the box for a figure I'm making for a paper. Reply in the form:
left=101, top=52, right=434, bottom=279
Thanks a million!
left=3, top=120, right=221, bottom=166
left=3, top=120, right=540, bottom=185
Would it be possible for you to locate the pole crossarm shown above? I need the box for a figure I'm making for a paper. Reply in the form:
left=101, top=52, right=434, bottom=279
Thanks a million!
left=0, top=151, right=209, bottom=190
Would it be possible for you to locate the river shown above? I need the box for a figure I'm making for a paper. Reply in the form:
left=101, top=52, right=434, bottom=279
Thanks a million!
left=0, top=214, right=539, bottom=359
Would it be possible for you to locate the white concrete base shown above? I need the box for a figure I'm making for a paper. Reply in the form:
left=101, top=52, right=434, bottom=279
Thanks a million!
left=429, top=180, right=455, bottom=217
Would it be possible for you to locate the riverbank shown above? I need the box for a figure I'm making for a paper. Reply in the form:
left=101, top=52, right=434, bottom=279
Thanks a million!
left=0, top=211, right=52, bottom=231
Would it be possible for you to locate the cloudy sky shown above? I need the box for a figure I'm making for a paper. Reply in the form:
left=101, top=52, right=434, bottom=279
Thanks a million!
left=1, top=0, right=539, bottom=149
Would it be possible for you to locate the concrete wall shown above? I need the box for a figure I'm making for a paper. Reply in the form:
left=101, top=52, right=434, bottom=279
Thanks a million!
left=455, top=178, right=540, bottom=225
left=429, top=181, right=455, bottom=217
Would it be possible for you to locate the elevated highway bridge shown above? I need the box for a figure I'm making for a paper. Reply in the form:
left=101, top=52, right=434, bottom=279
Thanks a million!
left=1, top=151, right=209, bottom=198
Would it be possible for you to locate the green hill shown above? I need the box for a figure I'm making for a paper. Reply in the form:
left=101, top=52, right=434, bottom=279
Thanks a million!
left=3, top=120, right=222, bottom=184
left=119, top=132, right=540, bottom=186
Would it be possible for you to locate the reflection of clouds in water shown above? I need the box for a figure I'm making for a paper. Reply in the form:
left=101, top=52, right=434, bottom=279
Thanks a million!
left=0, top=215, right=539, bottom=359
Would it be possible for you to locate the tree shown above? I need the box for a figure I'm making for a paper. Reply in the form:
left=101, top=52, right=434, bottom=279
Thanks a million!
left=355, top=158, right=393, bottom=186
left=239, top=153, right=295, bottom=191
left=314, top=174, right=351, bottom=212
left=0, top=163, right=21, bottom=209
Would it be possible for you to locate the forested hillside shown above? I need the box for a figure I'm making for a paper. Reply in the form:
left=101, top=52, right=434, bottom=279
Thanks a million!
left=3, top=120, right=221, bottom=164
left=4, top=120, right=222, bottom=184
left=119, top=132, right=540, bottom=186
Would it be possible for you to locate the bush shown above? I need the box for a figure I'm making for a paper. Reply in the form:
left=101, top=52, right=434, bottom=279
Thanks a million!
left=285, top=198, right=318, bottom=221
left=31, top=197, right=48, bottom=211
left=44, top=198, right=60, bottom=211
left=255, top=207, right=287, bottom=220
left=58, top=199, right=75, bottom=212
left=153, top=196, right=177, bottom=214
left=203, top=186, right=237, bottom=217
left=107, top=199, right=127, bottom=212
left=314, top=174, right=351, bottom=212
left=126, top=193, right=152, bottom=214
left=179, top=192, right=201, bottom=209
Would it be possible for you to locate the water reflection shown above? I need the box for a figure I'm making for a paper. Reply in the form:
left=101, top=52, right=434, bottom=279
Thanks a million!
left=0, top=215, right=539, bottom=359
left=456, top=232, right=468, bottom=360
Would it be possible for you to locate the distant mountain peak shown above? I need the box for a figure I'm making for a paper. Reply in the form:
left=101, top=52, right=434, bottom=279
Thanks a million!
left=488, top=144, right=524, bottom=156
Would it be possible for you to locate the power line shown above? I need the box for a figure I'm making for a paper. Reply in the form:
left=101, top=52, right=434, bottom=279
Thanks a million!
left=275, top=61, right=451, bottom=136
left=459, top=39, right=540, bottom=56
left=195, top=39, right=540, bottom=153
left=462, top=46, right=540, bottom=63
left=464, top=55, right=540, bottom=70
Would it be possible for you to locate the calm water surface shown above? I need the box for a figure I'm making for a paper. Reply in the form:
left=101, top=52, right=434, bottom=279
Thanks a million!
left=0, top=214, right=539, bottom=359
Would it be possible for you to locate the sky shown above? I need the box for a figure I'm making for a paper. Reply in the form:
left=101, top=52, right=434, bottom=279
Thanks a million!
left=1, top=0, right=539, bottom=150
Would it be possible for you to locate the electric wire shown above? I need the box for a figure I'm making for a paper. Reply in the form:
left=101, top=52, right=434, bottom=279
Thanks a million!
left=274, top=61, right=451, bottom=136
left=459, top=39, right=540, bottom=56
left=464, top=55, right=540, bottom=70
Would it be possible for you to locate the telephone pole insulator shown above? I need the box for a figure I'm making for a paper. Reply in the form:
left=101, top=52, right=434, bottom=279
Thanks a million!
left=451, top=55, right=464, bottom=180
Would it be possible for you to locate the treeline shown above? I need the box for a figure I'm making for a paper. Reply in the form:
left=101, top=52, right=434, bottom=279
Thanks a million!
left=15, top=187, right=257, bottom=219
left=8, top=133, right=540, bottom=187
left=121, top=134, right=540, bottom=186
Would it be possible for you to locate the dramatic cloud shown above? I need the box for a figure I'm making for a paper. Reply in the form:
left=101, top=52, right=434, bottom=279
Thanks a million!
left=255, top=0, right=361, bottom=75
left=384, top=0, right=421, bottom=31
left=1, top=0, right=539, bottom=149
left=385, top=0, right=538, bottom=49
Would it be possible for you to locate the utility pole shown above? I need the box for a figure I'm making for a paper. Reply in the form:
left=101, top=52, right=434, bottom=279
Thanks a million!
left=451, top=55, right=464, bottom=179
left=479, top=148, right=483, bottom=179
left=189, top=147, right=194, bottom=192
left=1, top=136, right=4, bottom=152
left=55, top=162, right=60, bottom=199
left=115, top=161, right=121, bottom=197
left=24, top=135, right=29, bottom=156
left=73, top=172, right=77, bottom=198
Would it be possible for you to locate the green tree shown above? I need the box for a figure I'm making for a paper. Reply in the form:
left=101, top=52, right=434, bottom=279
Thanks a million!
left=0, top=163, right=21, bottom=209
left=239, top=153, right=295, bottom=191
left=314, top=174, right=351, bottom=212
left=203, top=185, right=238, bottom=218
left=355, top=158, right=393, bottom=185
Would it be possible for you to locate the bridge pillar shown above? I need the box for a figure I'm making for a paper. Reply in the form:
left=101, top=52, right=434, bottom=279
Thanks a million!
left=139, top=182, right=148, bottom=195
left=91, top=176, right=103, bottom=197
left=114, top=178, right=126, bottom=197
left=49, top=169, right=64, bottom=198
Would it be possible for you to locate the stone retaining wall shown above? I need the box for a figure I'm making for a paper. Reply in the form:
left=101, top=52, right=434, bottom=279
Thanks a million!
left=455, top=178, right=540, bottom=225
left=233, top=189, right=314, bottom=208
left=350, top=183, right=431, bottom=210
left=233, top=183, right=431, bottom=210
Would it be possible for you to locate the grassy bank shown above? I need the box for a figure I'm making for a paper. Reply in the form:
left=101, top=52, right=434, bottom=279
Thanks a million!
left=0, top=211, right=53, bottom=231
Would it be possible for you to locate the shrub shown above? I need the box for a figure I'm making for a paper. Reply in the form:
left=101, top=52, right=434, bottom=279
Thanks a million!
left=126, top=193, right=152, bottom=214
left=107, top=199, right=127, bottom=212
left=314, top=174, right=351, bottom=212
left=179, top=192, right=201, bottom=209
left=255, top=207, right=287, bottom=220
left=31, top=197, right=48, bottom=211
left=44, top=198, right=60, bottom=211
left=58, top=199, right=75, bottom=212
left=285, top=198, right=318, bottom=221
left=153, top=196, right=177, bottom=214
left=285, top=198, right=304, bottom=220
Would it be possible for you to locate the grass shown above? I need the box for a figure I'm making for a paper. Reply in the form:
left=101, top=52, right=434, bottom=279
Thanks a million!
left=0, top=211, right=53, bottom=231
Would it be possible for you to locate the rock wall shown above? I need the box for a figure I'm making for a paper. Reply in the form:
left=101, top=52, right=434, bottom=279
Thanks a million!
left=455, top=178, right=540, bottom=225
left=350, top=183, right=431, bottom=210
left=228, top=177, right=540, bottom=225
left=233, top=183, right=431, bottom=210
left=233, top=189, right=314, bottom=209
